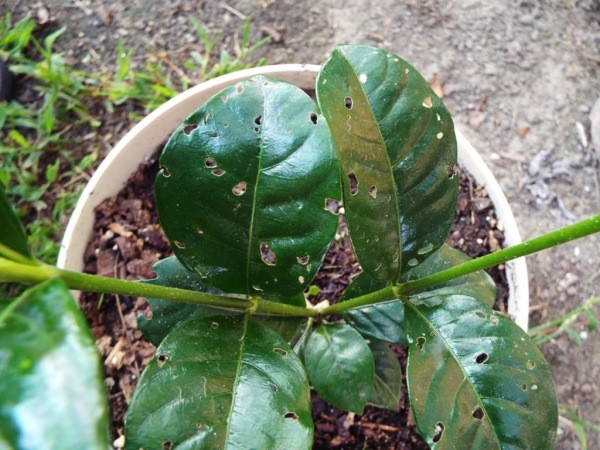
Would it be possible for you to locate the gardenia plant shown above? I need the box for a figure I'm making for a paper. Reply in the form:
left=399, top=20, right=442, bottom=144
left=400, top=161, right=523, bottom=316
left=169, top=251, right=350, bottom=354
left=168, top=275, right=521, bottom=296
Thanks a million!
left=1, top=44, right=599, bottom=449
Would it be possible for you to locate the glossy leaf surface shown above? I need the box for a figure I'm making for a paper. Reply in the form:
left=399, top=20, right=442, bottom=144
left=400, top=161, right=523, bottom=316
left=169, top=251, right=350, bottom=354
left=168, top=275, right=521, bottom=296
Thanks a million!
left=369, top=340, right=402, bottom=410
left=341, top=273, right=406, bottom=344
left=405, top=295, right=557, bottom=449
left=402, top=244, right=496, bottom=308
left=156, top=75, right=340, bottom=297
left=138, top=257, right=303, bottom=345
left=0, top=280, right=109, bottom=449
left=0, top=183, right=31, bottom=259
left=317, top=45, right=457, bottom=281
left=304, top=322, right=374, bottom=413
left=126, top=315, right=313, bottom=449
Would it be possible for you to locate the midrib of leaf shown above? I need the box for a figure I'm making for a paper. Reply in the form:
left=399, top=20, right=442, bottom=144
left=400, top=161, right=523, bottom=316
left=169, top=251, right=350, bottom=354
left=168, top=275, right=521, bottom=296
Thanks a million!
left=223, top=313, right=250, bottom=448
left=336, top=50, right=403, bottom=280
left=405, top=301, right=502, bottom=449
left=244, top=85, right=267, bottom=298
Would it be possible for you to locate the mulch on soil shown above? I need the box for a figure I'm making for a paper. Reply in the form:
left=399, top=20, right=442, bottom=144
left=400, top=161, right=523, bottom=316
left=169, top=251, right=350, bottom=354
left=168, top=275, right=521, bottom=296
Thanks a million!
left=80, top=155, right=507, bottom=449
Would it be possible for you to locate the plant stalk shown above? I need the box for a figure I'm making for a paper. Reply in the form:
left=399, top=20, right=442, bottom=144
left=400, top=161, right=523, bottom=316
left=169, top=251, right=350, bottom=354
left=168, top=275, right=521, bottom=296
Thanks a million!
left=321, top=214, right=600, bottom=316
left=0, top=259, right=318, bottom=318
left=398, top=214, right=600, bottom=295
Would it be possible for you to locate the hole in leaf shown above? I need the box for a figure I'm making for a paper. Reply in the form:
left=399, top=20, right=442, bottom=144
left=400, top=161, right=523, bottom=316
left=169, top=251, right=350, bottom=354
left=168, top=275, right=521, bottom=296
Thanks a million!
left=260, top=242, right=277, bottom=266
left=475, top=311, right=487, bottom=319
left=297, top=255, right=310, bottom=265
left=205, top=157, right=217, bottom=168
left=196, top=423, right=206, bottom=430
left=163, top=442, right=173, bottom=450
left=183, top=124, right=198, bottom=135
left=159, top=165, right=171, bottom=177
left=490, top=316, right=499, bottom=324
left=237, top=86, right=243, bottom=94
left=284, top=412, right=298, bottom=420
left=273, top=347, right=287, bottom=355
left=475, top=353, right=489, bottom=364
left=472, top=407, right=484, bottom=420
left=221, top=95, right=228, bottom=102
left=298, top=275, right=305, bottom=284
left=359, top=73, right=367, bottom=83
left=344, top=96, right=353, bottom=109
left=369, top=185, right=377, bottom=199
left=203, top=113, right=210, bottom=125
left=157, top=354, right=170, bottom=367
left=324, top=198, right=342, bottom=215
left=408, top=258, right=419, bottom=267
left=423, top=97, right=433, bottom=108
left=232, top=181, right=247, bottom=196
left=212, top=168, right=226, bottom=176
left=174, top=240, right=185, bottom=249
left=527, top=360, right=535, bottom=370
left=268, top=382, right=278, bottom=392
left=310, top=112, right=318, bottom=124
left=531, top=384, right=538, bottom=390
left=254, top=115, right=262, bottom=125
left=254, top=127, right=260, bottom=132
left=521, top=384, right=527, bottom=391
left=417, top=243, right=434, bottom=255
left=433, top=422, right=444, bottom=443
left=348, top=172, right=359, bottom=196
left=437, top=132, right=444, bottom=139
left=447, top=166, right=457, bottom=179
left=211, top=321, right=219, bottom=329
left=416, top=337, right=426, bottom=350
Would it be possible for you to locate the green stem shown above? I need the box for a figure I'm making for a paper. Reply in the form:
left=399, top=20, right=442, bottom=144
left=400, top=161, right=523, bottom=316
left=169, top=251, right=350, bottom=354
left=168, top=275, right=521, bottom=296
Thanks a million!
left=398, top=214, right=600, bottom=295
left=320, top=284, right=398, bottom=316
left=0, top=259, right=317, bottom=318
left=321, top=214, right=600, bottom=316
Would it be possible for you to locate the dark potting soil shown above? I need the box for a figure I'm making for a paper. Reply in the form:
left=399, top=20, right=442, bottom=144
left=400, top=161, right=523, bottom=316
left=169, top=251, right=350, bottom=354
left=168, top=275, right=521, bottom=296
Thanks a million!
left=80, top=154, right=508, bottom=449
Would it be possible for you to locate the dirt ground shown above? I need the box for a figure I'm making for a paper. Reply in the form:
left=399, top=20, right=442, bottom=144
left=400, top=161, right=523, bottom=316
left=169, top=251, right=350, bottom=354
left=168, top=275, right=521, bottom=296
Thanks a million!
left=7, top=0, right=600, bottom=448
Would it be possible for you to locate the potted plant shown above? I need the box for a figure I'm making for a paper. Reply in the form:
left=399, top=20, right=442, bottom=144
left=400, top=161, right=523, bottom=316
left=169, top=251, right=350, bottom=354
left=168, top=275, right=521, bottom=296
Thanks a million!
left=1, top=44, right=599, bottom=449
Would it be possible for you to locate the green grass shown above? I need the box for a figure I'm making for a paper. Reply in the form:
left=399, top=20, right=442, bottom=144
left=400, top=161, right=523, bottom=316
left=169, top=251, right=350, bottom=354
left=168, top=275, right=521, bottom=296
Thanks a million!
left=0, top=13, right=269, bottom=263
left=529, top=296, right=599, bottom=346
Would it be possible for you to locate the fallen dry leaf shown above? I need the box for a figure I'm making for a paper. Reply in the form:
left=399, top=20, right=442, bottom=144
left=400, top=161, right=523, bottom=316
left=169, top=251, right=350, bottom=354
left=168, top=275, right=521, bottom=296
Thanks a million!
left=518, top=126, right=531, bottom=138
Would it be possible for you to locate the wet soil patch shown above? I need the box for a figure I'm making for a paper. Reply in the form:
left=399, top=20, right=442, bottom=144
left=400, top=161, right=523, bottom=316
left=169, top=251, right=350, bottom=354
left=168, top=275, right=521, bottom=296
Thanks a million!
left=80, top=155, right=507, bottom=448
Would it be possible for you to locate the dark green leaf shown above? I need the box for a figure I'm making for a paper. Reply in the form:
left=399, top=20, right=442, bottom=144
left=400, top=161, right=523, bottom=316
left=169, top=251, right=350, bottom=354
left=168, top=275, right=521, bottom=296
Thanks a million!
left=0, top=280, right=109, bottom=449
left=369, top=340, right=402, bottom=410
left=304, top=322, right=374, bottom=413
left=341, top=273, right=406, bottom=344
left=138, top=257, right=303, bottom=345
left=156, top=75, right=341, bottom=297
left=126, top=315, right=313, bottom=449
left=405, top=295, right=557, bottom=449
left=0, top=182, right=31, bottom=260
left=317, top=45, right=457, bottom=281
left=402, top=244, right=496, bottom=308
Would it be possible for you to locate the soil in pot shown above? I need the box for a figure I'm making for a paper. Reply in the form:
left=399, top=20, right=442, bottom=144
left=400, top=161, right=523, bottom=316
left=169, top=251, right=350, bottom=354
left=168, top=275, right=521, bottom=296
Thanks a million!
left=79, top=153, right=508, bottom=449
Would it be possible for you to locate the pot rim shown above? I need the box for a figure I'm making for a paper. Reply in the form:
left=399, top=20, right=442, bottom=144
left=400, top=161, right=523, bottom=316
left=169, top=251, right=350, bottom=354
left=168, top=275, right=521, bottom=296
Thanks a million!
left=57, top=63, right=529, bottom=330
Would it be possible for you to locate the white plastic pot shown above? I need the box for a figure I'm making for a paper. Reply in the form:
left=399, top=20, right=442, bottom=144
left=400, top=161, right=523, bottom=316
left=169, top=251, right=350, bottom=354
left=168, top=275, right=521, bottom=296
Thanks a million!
left=57, top=64, right=529, bottom=330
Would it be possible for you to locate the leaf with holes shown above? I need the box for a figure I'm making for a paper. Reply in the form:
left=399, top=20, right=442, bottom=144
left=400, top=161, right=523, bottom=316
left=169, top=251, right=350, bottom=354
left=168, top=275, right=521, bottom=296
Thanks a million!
left=156, top=75, right=341, bottom=298
left=0, top=183, right=32, bottom=261
left=402, top=244, right=497, bottom=308
left=369, top=339, right=402, bottom=410
left=304, top=323, right=374, bottom=413
left=341, top=273, right=407, bottom=344
left=0, top=280, right=109, bottom=449
left=405, top=295, right=557, bottom=449
left=317, top=45, right=458, bottom=282
left=125, top=315, right=313, bottom=449
left=138, top=257, right=304, bottom=345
